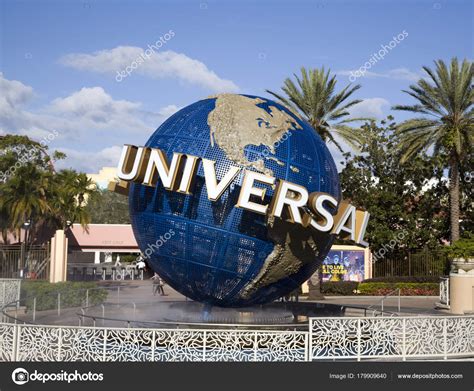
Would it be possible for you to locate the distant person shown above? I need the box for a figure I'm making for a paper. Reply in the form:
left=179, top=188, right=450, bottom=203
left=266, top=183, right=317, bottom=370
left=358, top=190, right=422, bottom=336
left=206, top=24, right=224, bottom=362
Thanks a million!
left=152, top=273, right=167, bottom=296
left=137, top=259, right=146, bottom=270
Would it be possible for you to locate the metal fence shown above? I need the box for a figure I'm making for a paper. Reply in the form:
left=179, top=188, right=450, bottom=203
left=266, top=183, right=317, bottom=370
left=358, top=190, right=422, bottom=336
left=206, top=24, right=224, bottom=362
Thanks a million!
left=1, top=279, right=473, bottom=362
left=0, top=323, right=308, bottom=361
left=0, top=315, right=473, bottom=361
left=0, top=245, right=49, bottom=279
left=373, top=250, right=449, bottom=277
left=68, top=263, right=144, bottom=281
left=309, top=316, right=474, bottom=361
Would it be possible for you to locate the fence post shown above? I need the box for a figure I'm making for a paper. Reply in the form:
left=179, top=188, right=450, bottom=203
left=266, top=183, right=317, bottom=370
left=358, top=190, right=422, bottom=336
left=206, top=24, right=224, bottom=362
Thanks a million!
left=398, top=289, right=401, bottom=313
left=446, top=279, right=450, bottom=307
left=305, top=332, right=309, bottom=362
left=12, top=324, right=19, bottom=361
left=151, top=330, right=156, bottom=362
left=308, top=319, right=313, bottom=361
left=253, top=331, right=258, bottom=362
left=356, top=319, right=361, bottom=361
left=2, top=282, right=5, bottom=308
left=57, top=327, right=62, bottom=361
left=57, top=293, right=61, bottom=316
left=408, top=252, right=411, bottom=276
left=443, top=318, right=447, bottom=360
left=32, top=297, right=36, bottom=323
left=103, top=329, right=108, bottom=361
left=402, top=318, right=406, bottom=361
left=202, top=330, right=207, bottom=361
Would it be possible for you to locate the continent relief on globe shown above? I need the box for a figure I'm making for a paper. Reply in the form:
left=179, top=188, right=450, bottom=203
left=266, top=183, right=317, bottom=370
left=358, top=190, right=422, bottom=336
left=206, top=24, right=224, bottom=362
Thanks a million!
left=110, top=93, right=369, bottom=305
left=207, top=94, right=303, bottom=176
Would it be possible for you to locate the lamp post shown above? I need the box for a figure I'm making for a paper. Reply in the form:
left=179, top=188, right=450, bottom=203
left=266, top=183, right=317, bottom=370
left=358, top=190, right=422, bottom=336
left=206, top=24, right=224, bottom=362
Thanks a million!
left=19, top=220, right=31, bottom=277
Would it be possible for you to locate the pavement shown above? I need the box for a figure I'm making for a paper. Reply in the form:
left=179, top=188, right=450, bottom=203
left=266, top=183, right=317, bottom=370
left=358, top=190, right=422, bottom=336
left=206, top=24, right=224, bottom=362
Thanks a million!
left=101, top=280, right=447, bottom=315
left=311, top=295, right=448, bottom=316
left=12, top=280, right=450, bottom=326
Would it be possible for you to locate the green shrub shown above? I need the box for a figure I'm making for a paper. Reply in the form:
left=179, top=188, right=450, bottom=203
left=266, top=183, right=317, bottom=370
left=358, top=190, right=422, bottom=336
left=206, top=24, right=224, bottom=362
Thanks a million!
left=21, top=281, right=108, bottom=311
left=358, top=282, right=439, bottom=296
left=444, top=232, right=474, bottom=260
left=119, top=255, right=138, bottom=263
left=321, top=281, right=359, bottom=295
left=364, top=276, right=440, bottom=283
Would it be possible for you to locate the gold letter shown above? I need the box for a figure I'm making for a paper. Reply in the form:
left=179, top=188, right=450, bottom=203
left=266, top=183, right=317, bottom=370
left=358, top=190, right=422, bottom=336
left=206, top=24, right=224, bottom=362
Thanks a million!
left=143, top=148, right=184, bottom=189
left=355, top=210, right=370, bottom=246
left=269, top=180, right=308, bottom=225
left=176, top=155, right=200, bottom=194
left=236, top=170, right=275, bottom=215
left=202, top=159, right=241, bottom=201
left=305, top=192, right=337, bottom=232
left=117, top=145, right=147, bottom=182
left=332, top=202, right=357, bottom=241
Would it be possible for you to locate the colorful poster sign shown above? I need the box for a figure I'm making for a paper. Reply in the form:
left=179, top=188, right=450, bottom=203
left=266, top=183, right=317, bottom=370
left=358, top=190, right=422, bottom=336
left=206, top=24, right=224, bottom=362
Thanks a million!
left=321, top=249, right=365, bottom=282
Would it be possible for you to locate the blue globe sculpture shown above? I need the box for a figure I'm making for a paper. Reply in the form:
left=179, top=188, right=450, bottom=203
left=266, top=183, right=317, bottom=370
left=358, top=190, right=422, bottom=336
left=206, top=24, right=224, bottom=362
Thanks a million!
left=129, top=94, right=340, bottom=307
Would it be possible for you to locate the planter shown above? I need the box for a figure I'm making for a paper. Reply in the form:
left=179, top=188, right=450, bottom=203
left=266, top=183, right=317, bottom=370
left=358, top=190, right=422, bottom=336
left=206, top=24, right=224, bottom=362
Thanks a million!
left=452, top=258, right=474, bottom=273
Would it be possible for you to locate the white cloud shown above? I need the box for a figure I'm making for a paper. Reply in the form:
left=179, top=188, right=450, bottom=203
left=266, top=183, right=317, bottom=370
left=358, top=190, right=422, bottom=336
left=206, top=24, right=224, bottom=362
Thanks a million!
left=158, top=104, right=180, bottom=118
left=55, top=145, right=123, bottom=173
left=338, top=67, right=419, bottom=82
left=60, top=47, right=239, bottom=92
left=0, top=74, right=178, bottom=172
left=0, top=73, right=34, bottom=111
left=45, top=86, right=150, bottom=135
left=349, top=98, right=390, bottom=118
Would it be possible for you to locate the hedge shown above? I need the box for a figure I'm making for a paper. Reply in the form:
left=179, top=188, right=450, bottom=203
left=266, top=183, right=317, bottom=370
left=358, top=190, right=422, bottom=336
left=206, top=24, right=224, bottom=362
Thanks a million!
left=321, top=281, right=359, bottom=295
left=363, top=276, right=441, bottom=283
left=358, top=282, right=439, bottom=296
left=21, top=281, right=108, bottom=311
left=320, top=281, right=439, bottom=296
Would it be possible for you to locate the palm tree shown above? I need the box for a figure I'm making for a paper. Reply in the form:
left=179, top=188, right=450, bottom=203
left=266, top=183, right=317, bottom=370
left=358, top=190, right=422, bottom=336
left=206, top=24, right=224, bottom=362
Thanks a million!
left=49, top=170, right=97, bottom=231
left=267, top=67, right=367, bottom=151
left=393, top=58, right=473, bottom=242
left=0, top=164, right=52, bottom=246
left=0, top=165, right=52, bottom=271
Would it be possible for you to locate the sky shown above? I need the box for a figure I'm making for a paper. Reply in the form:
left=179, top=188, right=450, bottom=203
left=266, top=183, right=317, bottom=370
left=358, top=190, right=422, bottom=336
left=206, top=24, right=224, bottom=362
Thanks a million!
left=0, top=0, right=472, bottom=173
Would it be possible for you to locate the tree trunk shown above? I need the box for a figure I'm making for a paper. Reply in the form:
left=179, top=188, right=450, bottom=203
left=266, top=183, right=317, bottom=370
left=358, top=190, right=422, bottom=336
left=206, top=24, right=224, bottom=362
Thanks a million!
left=449, top=153, right=460, bottom=243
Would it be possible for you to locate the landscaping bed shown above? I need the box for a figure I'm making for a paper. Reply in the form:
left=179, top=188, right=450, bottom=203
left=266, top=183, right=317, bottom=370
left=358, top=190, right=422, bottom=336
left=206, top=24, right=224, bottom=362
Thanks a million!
left=321, top=279, right=440, bottom=296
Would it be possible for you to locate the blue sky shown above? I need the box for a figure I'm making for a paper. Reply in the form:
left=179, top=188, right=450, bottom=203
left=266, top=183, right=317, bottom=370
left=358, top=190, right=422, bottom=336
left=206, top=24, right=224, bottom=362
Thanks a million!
left=1, top=0, right=472, bottom=172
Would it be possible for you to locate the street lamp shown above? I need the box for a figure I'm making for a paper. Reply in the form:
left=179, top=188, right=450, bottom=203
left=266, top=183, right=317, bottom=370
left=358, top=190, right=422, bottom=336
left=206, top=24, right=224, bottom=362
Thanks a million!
left=19, top=220, right=31, bottom=277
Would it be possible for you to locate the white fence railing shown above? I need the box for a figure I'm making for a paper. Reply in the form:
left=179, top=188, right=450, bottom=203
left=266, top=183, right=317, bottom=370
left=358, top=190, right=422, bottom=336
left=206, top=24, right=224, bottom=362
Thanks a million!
left=1, top=315, right=473, bottom=361
left=0, top=279, right=21, bottom=309
left=0, top=323, right=308, bottom=362
left=309, top=316, right=474, bottom=361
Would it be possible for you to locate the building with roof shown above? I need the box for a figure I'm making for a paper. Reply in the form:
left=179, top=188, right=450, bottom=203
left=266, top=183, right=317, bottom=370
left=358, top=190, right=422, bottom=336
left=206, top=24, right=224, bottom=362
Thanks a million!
left=66, top=224, right=139, bottom=264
